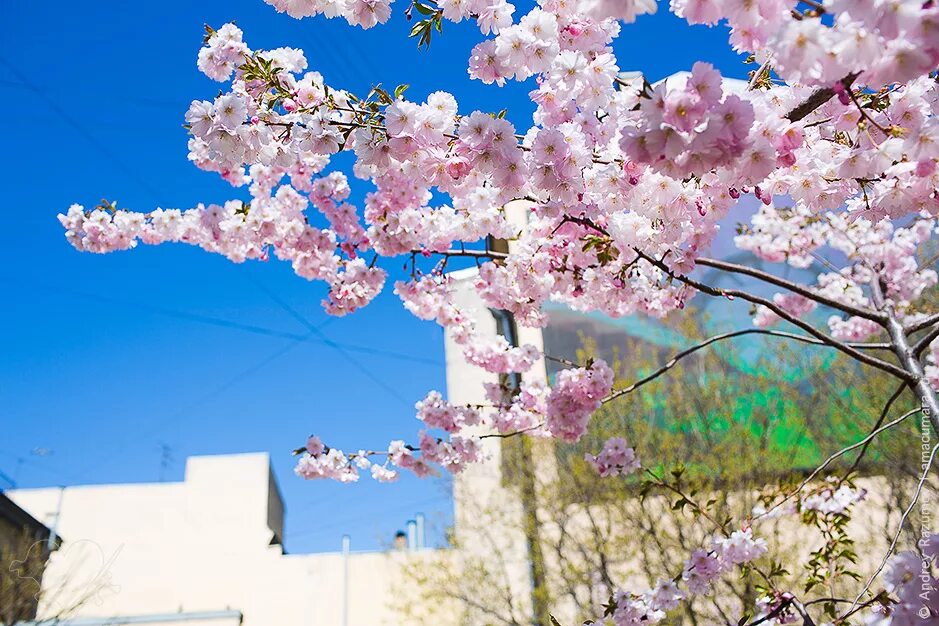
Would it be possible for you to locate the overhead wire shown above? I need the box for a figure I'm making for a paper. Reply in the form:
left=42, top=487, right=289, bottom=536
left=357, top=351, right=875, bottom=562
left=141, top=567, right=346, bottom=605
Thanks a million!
left=251, top=277, right=415, bottom=407
left=0, top=275, right=441, bottom=366
left=0, top=56, right=164, bottom=203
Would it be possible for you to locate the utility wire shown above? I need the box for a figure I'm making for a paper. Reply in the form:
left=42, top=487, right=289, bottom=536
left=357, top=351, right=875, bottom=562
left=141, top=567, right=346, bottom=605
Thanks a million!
left=69, top=330, right=316, bottom=481
left=0, top=56, right=164, bottom=203
left=252, top=278, right=414, bottom=407
left=0, top=275, right=441, bottom=366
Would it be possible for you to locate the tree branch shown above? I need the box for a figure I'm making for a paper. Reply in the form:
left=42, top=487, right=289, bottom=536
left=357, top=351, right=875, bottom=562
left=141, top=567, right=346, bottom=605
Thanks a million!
left=635, top=249, right=913, bottom=381
left=913, top=324, right=939, bottom=357
left=904, top=313, right=939, bottom=334
left=846, top=442, right=939, bottom=617
left=604, top=328, right=892, bottom=403
left=753, top=408, right=921, bottom=520
left=784, top=74, right=858, bottom=122
left=870, top=279, right=939, bottom=435
left=842, top=381, right=909, bottom=479
left=695, top=257, right=885, bottom=323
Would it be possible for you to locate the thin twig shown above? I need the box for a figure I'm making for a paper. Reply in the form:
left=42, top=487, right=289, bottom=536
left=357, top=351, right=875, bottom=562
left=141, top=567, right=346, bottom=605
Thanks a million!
left=747, top=59, right=772, bottom=91
left=753, top=408, right=921, bottom=520
left=913, top=323, right=939, bottom=357
left=604, top=328, right=893, bottom=403
left=904, top=313, right=939, bottom=335
left=842, top=382, right=908, bottom=480
left=846, top=442, right=939, bottom=615
left=479, top=423, right=544, bottom=439
left=696, top=256, right=885, bottom=323
left=744, top=598, right=794, bottom=626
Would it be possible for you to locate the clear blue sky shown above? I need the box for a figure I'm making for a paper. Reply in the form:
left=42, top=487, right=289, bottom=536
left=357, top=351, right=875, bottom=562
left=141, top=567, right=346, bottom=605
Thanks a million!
left=0, top=0, right=743, bottom=553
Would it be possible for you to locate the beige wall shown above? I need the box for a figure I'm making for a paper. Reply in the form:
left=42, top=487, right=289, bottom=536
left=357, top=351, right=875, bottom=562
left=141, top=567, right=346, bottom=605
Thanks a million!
left=443, top=200, right=549, bottom=624
left=9, top=453, right=453, bottom=626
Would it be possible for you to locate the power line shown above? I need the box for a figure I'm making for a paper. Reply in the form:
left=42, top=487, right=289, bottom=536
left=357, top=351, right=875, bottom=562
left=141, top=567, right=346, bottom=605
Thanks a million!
left=252, top=278, right=414, bottom=407
left=0, top=449, right=69, bottom=484
left=68, top=330, right=316, bottom=481
left=0, top=56, right=164, bottom=203
left=0, top=275, right=441, bottom=366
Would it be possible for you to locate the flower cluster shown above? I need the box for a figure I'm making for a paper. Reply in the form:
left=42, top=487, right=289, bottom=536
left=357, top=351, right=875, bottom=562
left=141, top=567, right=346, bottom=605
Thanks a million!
left=621, top=62, right=759, bottom=180
left=263, top=0, right=393, bottom=28
left=594, top=527, right=767, bottom=625
left=800, top=480, right=866, bottom=515
left=415, top=390, right=480, bottom=434
left=293, top=430, right=486, bottom=483
left=683, top=528, right=768, bottom=594
left=671, top=0, right=939, bottom=89
left=585, top=436, right=640, bottom=477
left=867, top=550, right=939, bottom=625
left=545, top=359, right=614, bottom=442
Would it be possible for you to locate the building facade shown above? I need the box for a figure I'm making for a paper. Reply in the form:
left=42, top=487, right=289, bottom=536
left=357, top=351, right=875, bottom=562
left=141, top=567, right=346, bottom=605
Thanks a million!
left=8, top=454, right=450, bottom=626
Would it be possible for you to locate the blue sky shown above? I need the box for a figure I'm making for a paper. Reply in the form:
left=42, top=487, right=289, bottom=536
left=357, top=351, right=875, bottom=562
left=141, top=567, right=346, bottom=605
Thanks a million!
left=0, top=0, right=744, bottom=553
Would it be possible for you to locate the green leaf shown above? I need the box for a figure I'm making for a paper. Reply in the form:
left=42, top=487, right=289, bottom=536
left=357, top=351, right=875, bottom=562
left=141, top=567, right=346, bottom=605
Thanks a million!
left=413, top=1, right=437, bottom=15
left=672, top=497, right=689, bottom=511
left=394, top=83, right=410, bottom=99
left=409, top=20, right=428, bottom=37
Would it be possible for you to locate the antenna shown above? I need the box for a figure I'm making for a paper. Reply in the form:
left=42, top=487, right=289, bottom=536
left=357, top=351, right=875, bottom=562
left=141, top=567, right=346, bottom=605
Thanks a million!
left=158, top=443, right=174, bottom=482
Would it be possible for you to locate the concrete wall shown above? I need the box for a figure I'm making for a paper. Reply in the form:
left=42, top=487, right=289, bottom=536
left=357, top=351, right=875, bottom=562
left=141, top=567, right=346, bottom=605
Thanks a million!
left=9, top=453, right=452, bottom=626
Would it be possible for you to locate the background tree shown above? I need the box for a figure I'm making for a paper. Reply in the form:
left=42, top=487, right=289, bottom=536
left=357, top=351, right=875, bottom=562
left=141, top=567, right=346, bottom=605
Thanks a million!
left=397, top=309, right=933, bottom=625
left=1, top=532, right=120, bottom=626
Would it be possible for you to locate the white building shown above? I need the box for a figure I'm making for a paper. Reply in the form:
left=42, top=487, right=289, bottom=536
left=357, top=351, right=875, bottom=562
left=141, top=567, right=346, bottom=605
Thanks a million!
left=8, top=453, right=449, bottom=626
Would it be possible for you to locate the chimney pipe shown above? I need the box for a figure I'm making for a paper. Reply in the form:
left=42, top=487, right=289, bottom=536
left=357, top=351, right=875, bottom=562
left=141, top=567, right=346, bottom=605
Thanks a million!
left=406, top=519, right=417, bottom=551
left=415, top=513, right=425, bottom=550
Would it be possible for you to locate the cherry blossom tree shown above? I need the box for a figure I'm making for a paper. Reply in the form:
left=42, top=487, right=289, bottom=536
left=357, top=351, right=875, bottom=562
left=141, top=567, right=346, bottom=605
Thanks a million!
left=58, top=0, right=939, bottom=623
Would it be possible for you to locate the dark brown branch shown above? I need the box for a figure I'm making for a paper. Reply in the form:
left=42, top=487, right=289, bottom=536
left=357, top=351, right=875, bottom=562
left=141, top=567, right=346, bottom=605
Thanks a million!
left=695, top=256, right=885, bottom=323
left=905, top=312, right=939, bottom=335
left=634, top=249, right=913, bottom=381
left=744, top=598, right=794, bottom=626
left=913, top=324, right=939, bottom=357
left=842, top=381, right=908, bottom=479
left=784, top=74, right=858, bottom=122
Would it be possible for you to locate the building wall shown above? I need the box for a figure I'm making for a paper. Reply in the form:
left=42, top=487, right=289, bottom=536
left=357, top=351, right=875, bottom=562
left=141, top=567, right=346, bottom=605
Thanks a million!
left=9, top=453, right=453, bottom=626
left=442, top=200, right=555, bottom=624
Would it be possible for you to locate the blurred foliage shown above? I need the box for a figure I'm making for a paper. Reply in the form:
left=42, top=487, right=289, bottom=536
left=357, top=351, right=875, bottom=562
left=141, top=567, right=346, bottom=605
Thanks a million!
left=561, top=308, right=921, bottom=493
left=397, top=306, right=931, bottom=626
left=0, top=529, right=48, bottom=625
